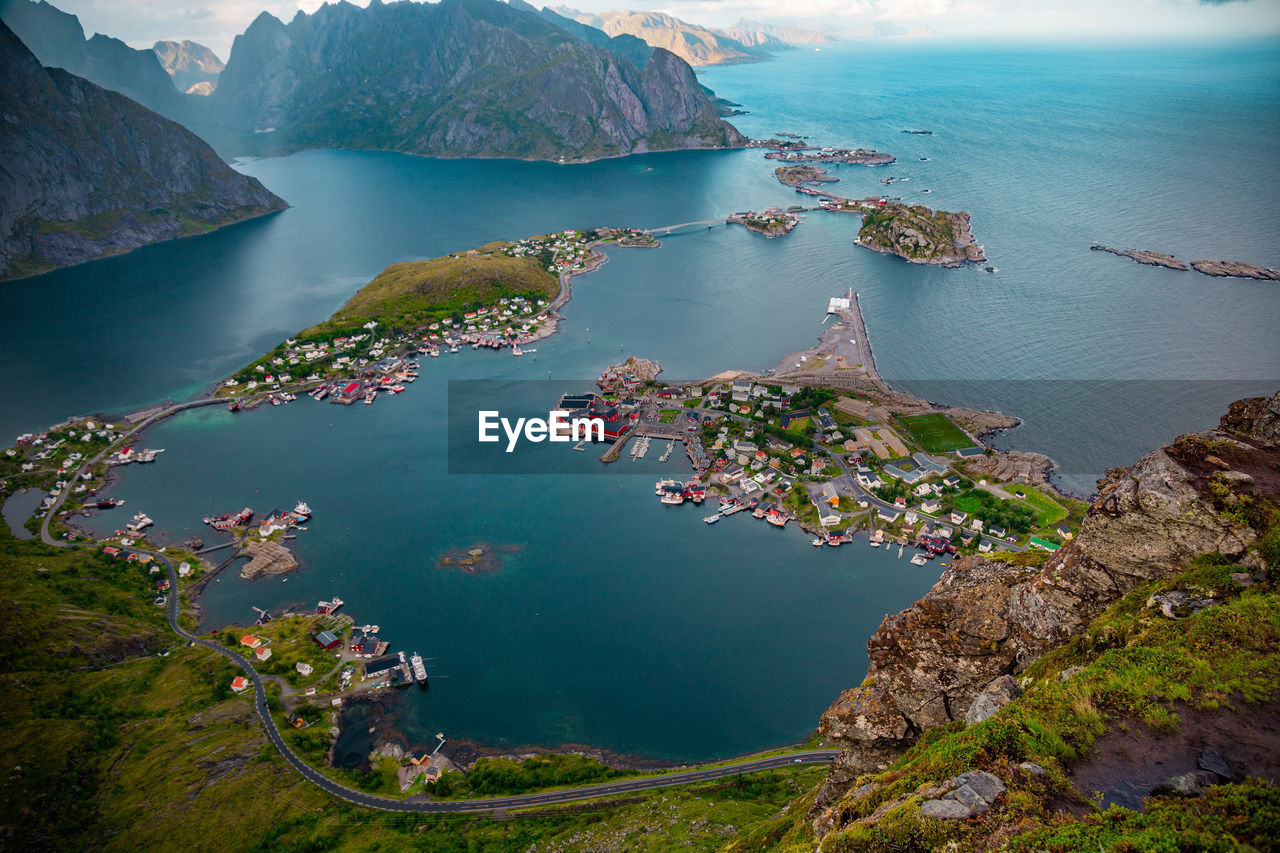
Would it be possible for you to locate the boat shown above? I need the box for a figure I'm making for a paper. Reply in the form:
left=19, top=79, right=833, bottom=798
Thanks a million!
left=655, top=478, right=680, bottom=496
left=228, top=400, right=241, bottom=412
left=294, top=501, right=311, bottom=519
left=363, top=389, right=376, bottom=405
left=659, top=491, right=684, bottom=506
left=703, top=514, right=720, bottom=524
left=410, top=652, right=429, bottom=687
left=512, top=345, right=524, bottom=356
left=449, top=346, right=460, bottom=354
left=204, top=507, right=253, bottom=530
left=811, top=538, right=825, bottom=547
left=766, top=512, right=788, bottom=528
left=910, top=554, right=929, bottom=566
left=753, top=507, right=766, bottom=519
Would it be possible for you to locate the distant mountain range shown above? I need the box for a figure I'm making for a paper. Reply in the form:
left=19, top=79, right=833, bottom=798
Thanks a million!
left=0, top=19, right=285, bottom=281
left=550, top=7, right=835, bottom=66
left=153, top=39, right=224, bottom=95
left=0, top=0, right=186, bottom=121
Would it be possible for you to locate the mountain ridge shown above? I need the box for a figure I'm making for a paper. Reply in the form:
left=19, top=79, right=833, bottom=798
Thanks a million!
left=0, top=20, right=286, bottom=281
left=199, top=0, right=743, bottom=161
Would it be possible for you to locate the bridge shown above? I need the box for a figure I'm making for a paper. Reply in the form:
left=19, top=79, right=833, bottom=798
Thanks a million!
left=647, top=218, right=725, bottom=237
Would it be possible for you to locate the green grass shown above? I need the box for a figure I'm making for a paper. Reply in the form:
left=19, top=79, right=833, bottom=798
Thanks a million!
left=301, top=241, right=557, bottom=339
left=1004, top=482, right=1070, bottom=528
left=735, top=554, right=1280, bottom=853
left=658, top=409, right=679, bottom=424
left=896, top=413, right=972, bottom=453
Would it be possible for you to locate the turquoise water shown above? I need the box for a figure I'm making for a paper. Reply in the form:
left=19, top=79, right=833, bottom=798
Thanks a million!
left=5, top=42, right=1280, bottom=759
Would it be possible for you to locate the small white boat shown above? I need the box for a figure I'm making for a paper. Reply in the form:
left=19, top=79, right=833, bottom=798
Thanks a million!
left=703, top=515, right=720, bottom=524
left=910, top=554, right=928, bottom=566
left=811, top=538, right=824, bottom=547
left=869, top=540, right=880, bottom=548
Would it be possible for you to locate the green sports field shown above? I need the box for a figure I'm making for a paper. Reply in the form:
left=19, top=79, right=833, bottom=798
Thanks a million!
left=896, top=413, right=972, bottom=453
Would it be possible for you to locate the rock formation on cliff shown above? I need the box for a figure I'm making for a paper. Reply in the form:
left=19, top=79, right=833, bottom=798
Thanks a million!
left=812, top=390, right=1280, bottom=818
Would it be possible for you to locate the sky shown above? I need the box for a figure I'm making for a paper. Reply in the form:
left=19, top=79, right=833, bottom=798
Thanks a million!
left=17, top=0, right=1280, bottom=60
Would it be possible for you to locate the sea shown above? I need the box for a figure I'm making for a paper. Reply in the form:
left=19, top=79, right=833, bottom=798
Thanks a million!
left=2, top=41, right=1277, bottom=763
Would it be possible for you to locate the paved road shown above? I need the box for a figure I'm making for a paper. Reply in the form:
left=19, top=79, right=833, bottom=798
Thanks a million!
left=165, top=562, right=841, bottom=810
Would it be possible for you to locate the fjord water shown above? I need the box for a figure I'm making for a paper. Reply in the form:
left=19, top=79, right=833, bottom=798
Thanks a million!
left=8, top=43, right=1280, bottom=760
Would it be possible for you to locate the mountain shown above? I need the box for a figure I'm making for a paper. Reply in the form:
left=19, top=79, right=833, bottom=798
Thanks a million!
left=0, top=20, right=286, bottom=281
left=203, top=0, right=744, bottom=161
left=719, top=18, right=836, bottom=49
left=786, top=390, right=1280, bottom=847
left=153, top=39, right=224, bottom=95
left=0, top=0, right=186, bottom=121
left=550, top=6, right=769, bottom=66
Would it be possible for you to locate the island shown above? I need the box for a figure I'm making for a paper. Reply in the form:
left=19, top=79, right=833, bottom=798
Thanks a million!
left=728, top=208, right=800, bottom=237
left=775, top=165, right=840, bottom=188
left=853, top=200, right=986, bottom=267
left=1090, top=245, right=1189, bottom=270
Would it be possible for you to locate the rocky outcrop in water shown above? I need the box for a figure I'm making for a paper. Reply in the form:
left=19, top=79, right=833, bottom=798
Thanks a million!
left=1091, top=245, right=1189, bottom=270
left=0, top=20, right=286, bottom=281
left=856, top=202, right=985, bottom=266
left=204, top=0, right=743, bottom=162
left=811, top=390, right=1280, bottom=818
left=1190, top=259, right=1280, bottom=281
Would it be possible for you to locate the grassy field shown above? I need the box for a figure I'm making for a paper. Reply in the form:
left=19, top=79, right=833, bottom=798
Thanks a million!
left=1004, top=482, right=1070, bottom=527
left=896, top=413, right=972, bottom=453
left=301, top=241, right=557, bottom=339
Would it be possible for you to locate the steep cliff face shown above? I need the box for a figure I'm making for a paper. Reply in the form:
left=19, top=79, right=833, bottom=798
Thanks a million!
left=0, top=21, right=286, bottom=281
left=813, top=391, right=1280, bottom=817
left=204, top=0, right=744, bottom=161
left=153, top=39, right=224, bottom=94
left=0, top=0, right=186, bottom=121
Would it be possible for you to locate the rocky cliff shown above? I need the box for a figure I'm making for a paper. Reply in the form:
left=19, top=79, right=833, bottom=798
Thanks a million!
left=204, top=0, right=744, bottom=161
left=153, top=39, right=224, bottom=95
left=856, top=201, right=986, bottom=266
left=812, top=390, right=1280, bottom=824
left=1, top=0, right=187, bottom=122
left=0, top=21, right=286, bottom=281
left=720, top=19, right=837, bottom=49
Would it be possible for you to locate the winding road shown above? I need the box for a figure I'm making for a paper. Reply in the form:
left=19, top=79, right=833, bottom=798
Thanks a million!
left=167, top=560, right=839, bottom=813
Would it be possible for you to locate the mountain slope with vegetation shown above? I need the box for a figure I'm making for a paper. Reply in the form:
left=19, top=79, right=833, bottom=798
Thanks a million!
left=0, top=0, right=187, bottom=121
left=203, top=0, right=744, bottom=161
left=729, top=390, right=1280, bottom=851
left=0, top=21, right=285, bottom=281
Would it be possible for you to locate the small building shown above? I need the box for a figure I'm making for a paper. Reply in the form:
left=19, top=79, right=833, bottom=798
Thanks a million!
left=878, top=509, right=900, bottom=523
left=821, top=483, right=839, bottom=507
left=950, top=511, right=968, bottom=525
left=988, top=525, right=1007, bottom=539
left=295, top=661, right=314, bottom=676
left=255, top=646, right=273, bottom=662
left=230, top=676, right=249, bottom=693
left=921, top=499, right=942, bottom=514
left=978, top=540, right=993, bottom=553
left=955, top=446, right=986, bottom=459
left=1057, top=526, right=1074, bottom=539
left=1029, top=537, right=1060, bottom=552
left=240, top=635, right=263, bottom=649
left=970, top=518, right=984, bottom=532
left=313, top=630, right=341, bottom=651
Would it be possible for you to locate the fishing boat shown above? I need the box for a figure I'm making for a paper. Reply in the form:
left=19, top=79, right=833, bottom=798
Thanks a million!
left=703, top=514, right=720, bottom=524
left=910, top=554, right=929, bottom=566
left=363, top=389, right=376, bottom=405
left=811, top=537, right=825, bottom=547
left=294, top=501, right=311, bottom=519
left=512, top=345, right=524, bottom=356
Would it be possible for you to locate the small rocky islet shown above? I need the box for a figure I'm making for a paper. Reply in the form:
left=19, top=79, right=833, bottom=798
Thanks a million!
left=1091, top=245, right=1279, bottom=280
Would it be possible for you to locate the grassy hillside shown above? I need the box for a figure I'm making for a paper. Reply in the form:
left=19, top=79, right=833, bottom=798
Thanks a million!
left=0, top=522, right=821, bottom=851
left=726, top=552, right=1280, bottom=852
left=300, top=241, right=557, bottom=340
